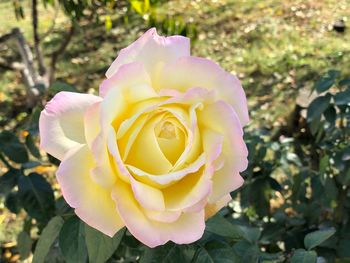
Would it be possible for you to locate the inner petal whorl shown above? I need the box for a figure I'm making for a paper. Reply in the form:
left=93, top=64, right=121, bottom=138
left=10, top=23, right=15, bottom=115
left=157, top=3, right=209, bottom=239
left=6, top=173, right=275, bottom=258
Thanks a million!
left=155, top=118, right=186, bottom=165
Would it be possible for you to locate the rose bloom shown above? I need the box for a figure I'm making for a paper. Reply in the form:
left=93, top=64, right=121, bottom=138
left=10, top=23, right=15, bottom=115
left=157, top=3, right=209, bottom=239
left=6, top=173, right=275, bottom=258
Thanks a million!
left=39, top=28, right=249, bottom=247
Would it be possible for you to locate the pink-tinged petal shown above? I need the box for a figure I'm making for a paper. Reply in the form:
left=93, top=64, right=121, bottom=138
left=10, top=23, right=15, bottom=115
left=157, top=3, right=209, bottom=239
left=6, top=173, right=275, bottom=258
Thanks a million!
left=39, top=92, right=102, bottom=160
left=100, top=62, right=158, bottom=132
left=162, top=130, right=223, bottom=212
left=157, top=56, right=249, bottom=126
left=106, top=28, right=190, bottom=86
left=108, top=127, right=166, bottom=211
left=112, top=181, right=205, bottom=248
left=84, top=101, right=101, bottom=149
left=130, top=177, right=165, bottom=211
left=205, top=194, right=232, bottom=220
left=143, top=209, right=181, bottom=223
left=90, top=133, right=117, bottom=188
left=198, top=101, right=248, bottom=202
left=100, top=62, right=154, bottom=98
left=126, top=153, right=206, bottom=187
left=163, top=167, right=212, bottom=211
left=56, top=144, right=124, bottom=237
left=107, top=126, right=132, bottom=183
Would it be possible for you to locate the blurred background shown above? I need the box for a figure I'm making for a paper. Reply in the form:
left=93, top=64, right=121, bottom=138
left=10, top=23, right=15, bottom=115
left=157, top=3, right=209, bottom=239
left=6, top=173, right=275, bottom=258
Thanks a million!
left=0, top=0, right=349, bottom=262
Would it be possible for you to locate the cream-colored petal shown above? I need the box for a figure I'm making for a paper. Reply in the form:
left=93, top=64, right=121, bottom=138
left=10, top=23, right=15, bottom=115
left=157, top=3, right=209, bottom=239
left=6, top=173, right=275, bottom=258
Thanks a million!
left=100, top=62, right=158, bottom=133
left=84, top=101, right=101, bottom=149
left=125, top=114, right=173, bottom=175
left=56, top=144, right=124, bottom=237
left=126, top=153, right=206, bottom=187
left=157, top=56, right=249, bottom=126
left=112, top=181, right=205, bottom=248
left=106, top=28, right=190, bottom=88
left=39, top=92, right=102, bottom=160
left=143, top=209, right=181, bottom=223
left=205, top=194, right=232, bottom=220
left=198, top=101, right=248, bottom=203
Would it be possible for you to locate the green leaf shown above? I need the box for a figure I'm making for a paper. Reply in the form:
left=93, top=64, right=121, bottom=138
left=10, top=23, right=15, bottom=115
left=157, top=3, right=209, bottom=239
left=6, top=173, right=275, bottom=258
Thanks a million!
left=193, top=247, right=239, bottom=263
left=17, top=231, right=32, bottom=259
left=291, top=249, right=317, bottom=263
left=307, top=94, right=332, bottom=122
left=59, top=217, right=88, bottom=263
left=323, top=106, right=336, bottom=125
left=49, top=81, right=76, bottom=94
left=315, top=77, right=334, bottom=93
left=239, top=226, right=261, bottom=244
left=18, top=173, right=55, bottom=223
left=5, top=191, right=22, bottom=213
left=0, top=131, right=28, bottom=163
left=205, top=214, right=244, bottom=240
left=233, top=241, right=259, bottom=262
left=0, top=169, right=21, bottom=195
left=25, top=133, right=41, bottom=158
left=141, top=243, right=195, bottom=263
left=304, top=228, right=336, bottom=250
left=334, top=88, right=350, bottom=105
left=339, top=78, right=350, bottom=87
left=85, top=225, right=125, bottom=263
left=33, top=216, right=64, bottom=263
left=337, top=238, right=350, bottom=258
left=249, top=177, right=270, bottom=217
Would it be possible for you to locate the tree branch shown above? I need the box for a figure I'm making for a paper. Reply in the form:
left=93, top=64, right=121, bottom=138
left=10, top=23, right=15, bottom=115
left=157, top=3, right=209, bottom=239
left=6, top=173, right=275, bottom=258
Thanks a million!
left=32, top=0, right=46, bottom=75
left=49, top=23, right=75, bottom=84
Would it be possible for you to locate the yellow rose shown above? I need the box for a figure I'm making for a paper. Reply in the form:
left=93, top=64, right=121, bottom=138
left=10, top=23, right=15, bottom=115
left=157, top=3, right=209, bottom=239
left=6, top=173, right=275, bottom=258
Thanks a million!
left=39, top=28, right=249, bottom=247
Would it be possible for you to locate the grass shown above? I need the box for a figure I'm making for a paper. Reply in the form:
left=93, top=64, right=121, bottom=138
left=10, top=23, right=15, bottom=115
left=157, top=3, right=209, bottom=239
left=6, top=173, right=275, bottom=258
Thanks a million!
left=0, top=0, right=349, bottom=248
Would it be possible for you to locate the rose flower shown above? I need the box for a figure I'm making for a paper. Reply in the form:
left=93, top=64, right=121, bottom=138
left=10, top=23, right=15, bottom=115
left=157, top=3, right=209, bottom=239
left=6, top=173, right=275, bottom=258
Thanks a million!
left=39, top=28, right=249, bottom=248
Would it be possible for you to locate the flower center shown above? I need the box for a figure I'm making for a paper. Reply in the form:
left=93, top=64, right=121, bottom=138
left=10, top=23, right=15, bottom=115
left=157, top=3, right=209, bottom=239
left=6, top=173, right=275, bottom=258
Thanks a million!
left=156, top=121, right=176, bottom=139
left=154, top=118, right=186, bottom=165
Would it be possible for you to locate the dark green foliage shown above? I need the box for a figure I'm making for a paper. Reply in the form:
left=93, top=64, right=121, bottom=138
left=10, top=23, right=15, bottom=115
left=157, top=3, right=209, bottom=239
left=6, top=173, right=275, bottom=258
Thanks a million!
left=33, top=216, right=64, bottom=263
left=18, top=173, right=55, bottom=224
left=85, top=225, right=125, bottom=263
left=59, top=216, right=88, bottom=263
left=0, top=131, right=28, bottom=163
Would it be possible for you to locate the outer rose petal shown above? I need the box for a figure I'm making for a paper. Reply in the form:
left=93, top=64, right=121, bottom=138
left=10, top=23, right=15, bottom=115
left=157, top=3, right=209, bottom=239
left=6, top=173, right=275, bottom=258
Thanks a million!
left=39, top=92, right=102, bottom=160
left=106, top=28, right=190, bottom=86
left=84, top=101, right=101, bottom=149
left=198, top=101, right=248, bottom=203
left=56, top=144, right=124, bottom=236
left=157, top=56, right=249, bottom=126
left=100, top=62, right=158, bottom=131
left=205, top=194, right=232, bottom=220
left=112, top=180, right=205, bottom=248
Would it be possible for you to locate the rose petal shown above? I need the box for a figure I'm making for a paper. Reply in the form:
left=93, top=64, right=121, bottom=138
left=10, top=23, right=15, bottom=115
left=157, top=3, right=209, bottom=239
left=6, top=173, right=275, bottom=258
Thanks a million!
left=157, top=56, right=249, bottom=126
left=56, top=144, right=124, bottom=237
left=205, top=194, right=232, bottom=220
left=124, top=113, right=173, bottom=174
left=100, top=62, right=158, bottom=132
left=39, top=92, right=102, bottom=160
left=126, top=153, right=205, bottom=187
left=84, top=101, right=101, bottom=149
left=106, top=28, right=190, bottom=87
left=198, top=101, right=248, bottom=202
left=143, top=209, right=181, bottom=223
left=112, top=181, right=205, bottom=248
